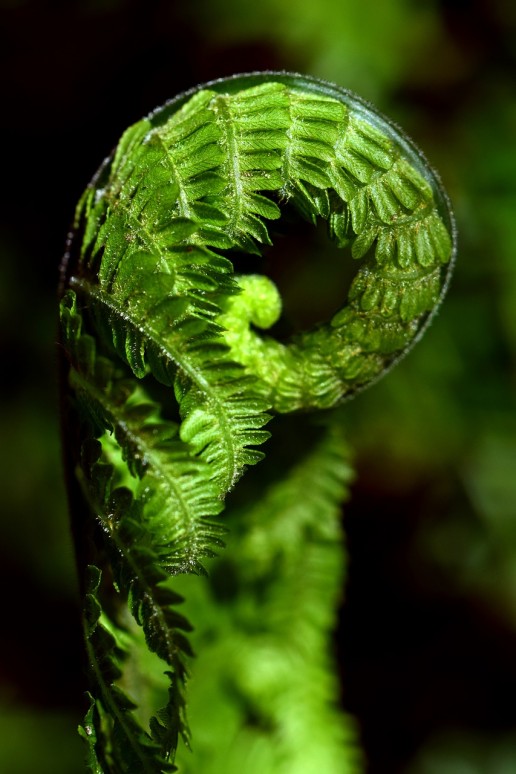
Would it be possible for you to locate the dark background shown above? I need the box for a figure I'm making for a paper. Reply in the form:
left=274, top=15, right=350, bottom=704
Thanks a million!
left=1, top=0, right=515, bottom=771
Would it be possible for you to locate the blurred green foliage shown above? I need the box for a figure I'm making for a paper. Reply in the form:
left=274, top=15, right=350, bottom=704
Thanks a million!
left=184, top=0, right=447, bottom=99
left=1, top=0, right=515, bottom=771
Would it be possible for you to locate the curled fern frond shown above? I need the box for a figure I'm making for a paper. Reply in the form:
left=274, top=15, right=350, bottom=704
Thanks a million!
left=59, top=71, right=455, bottom=772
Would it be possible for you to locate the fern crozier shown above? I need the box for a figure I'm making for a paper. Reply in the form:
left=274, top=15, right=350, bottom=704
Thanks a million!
left=59, top=71, right=455, bottom=773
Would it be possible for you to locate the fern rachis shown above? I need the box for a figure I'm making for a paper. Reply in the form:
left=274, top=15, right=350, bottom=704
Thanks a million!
left=59, top=72, right=455, bottom=772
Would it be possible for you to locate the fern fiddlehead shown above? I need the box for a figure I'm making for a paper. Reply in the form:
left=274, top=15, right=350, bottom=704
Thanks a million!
left=59, top=72, right=455, bottom=772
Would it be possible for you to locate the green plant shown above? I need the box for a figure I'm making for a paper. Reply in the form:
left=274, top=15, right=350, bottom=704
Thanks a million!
left=58, top=72, right=455, bottom=772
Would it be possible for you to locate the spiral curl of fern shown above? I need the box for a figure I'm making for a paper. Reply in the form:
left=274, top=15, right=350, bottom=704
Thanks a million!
left=59, top=72, right=455, bottom=773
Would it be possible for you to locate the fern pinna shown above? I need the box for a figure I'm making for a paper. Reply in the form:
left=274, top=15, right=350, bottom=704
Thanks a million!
left=58, top=72, right=455, bottom=772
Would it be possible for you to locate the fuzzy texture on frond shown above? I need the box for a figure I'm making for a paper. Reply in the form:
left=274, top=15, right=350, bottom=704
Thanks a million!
left=59, top=72, right=455, bottom=772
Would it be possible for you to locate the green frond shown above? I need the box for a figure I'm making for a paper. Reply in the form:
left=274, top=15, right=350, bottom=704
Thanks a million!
left=173, top=425, right=361, bottom=774
left=61, top=290, right=226, bottom=570
left=60, top=72, right=455, bottom=772
left=81, top=566, right=178, bottom=773
left=67, top=273, right=271, bottom=493
left=75, top=78, right=453, bottom=418
left=76, top=443, right=194, bottom=759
